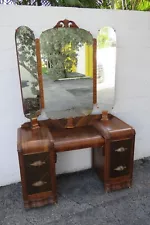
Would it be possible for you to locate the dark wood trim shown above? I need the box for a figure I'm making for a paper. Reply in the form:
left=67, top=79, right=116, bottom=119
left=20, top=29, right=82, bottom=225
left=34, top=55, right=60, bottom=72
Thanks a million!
left=129, top=135, right=135, bottom=180
left=35, top=38, right=45, bottom=109
left=93, top=38, right=97, bottom=105
left=18, top=152, right=28, bottom=202
left=49, top=150, right=57, bottom=203
left=104, top=140, right=110, bottom=183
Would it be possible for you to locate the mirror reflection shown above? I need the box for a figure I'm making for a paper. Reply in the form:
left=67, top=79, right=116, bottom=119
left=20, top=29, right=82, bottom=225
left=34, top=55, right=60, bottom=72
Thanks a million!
left=40, top=27, right=93, bottom=119
left=15, top=26, right=40, bottom=119
left=97, top=27, right=116, bottom=112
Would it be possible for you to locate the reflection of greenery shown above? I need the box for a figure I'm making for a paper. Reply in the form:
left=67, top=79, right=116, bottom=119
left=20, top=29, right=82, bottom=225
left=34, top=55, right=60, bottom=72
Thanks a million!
left=40, top=28, right=93, bottom=80
left=42, top=65, right=49, bottom=75
left=16, top=27, right=37, bottom=80
left=97, top=27, right=116, bottom=49
left=16, top=26, right=39, bottom=95
left=23, top=97, right=40, bottom=118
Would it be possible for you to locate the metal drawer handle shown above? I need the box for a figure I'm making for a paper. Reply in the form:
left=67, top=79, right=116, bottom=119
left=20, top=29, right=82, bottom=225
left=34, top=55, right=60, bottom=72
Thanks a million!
left=114, top=166, right=126, bottom=171
left=30, top=160, right=46, bottom=167
left=115, top=147, right=127, bottom=152
left=32, top=180, right=47, bottom=187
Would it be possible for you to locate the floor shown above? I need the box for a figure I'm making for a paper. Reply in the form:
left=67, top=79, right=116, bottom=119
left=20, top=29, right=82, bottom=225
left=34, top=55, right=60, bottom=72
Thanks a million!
left=43, top=76, right=93, bottom=119
left=0, top=157, right=150, bottom=225
left=43, top=74, right=115, bottom=119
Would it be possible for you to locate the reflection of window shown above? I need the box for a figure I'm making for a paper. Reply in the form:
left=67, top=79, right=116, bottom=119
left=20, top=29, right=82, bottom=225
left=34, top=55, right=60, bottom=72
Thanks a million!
left=97, top=27, right=116, bottom=49
left=96, top=27, right=116, bottom=112
left=97, top=27, right=116, bottom=86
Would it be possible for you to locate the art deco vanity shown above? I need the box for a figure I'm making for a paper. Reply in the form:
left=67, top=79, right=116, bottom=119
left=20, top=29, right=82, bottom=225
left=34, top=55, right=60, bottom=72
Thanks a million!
left=16, top=19, right=135, bottom=209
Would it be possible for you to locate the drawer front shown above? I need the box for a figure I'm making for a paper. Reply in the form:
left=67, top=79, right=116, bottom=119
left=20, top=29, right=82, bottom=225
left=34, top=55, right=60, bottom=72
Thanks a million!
left=24, top=152, right=51, bottom=195
left=110, top=139, right=132, bottom=178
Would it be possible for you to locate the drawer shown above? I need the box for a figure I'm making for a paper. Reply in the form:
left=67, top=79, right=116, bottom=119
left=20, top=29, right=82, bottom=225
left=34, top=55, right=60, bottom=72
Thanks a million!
left=24, top=152, right=51, bottom=195
left=109, top=139, right=132, bottom=178
left=24, top=152, right=50, bottom=174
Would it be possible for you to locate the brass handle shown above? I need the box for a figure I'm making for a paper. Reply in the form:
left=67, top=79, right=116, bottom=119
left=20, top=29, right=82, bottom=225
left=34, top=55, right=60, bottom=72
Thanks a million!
left=30, top=160, right=46, bottom=167
left=115, top=147, right=127, bottom=153
left=114, top=166, right=126, bottom=171
left=32, top=180, right=47, bottom=187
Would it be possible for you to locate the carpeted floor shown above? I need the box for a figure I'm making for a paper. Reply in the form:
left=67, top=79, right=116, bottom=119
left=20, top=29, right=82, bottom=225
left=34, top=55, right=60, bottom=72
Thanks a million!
left=0, top=157, right=150, bottom=225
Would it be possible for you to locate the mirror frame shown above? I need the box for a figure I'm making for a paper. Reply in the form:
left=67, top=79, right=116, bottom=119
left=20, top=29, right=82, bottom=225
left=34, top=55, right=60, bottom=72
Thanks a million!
left=37, top=19, right=97, bottom=116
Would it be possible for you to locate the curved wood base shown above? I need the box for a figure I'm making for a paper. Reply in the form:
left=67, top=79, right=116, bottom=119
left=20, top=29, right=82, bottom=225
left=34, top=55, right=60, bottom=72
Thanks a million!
left=24, top=196, right=57, bottom=209
left=104, top=179, right=132, bottom=192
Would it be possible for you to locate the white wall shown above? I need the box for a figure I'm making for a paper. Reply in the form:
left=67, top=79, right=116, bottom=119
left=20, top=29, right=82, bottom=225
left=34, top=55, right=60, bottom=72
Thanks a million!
left=0, top=5, right=150, bottom=186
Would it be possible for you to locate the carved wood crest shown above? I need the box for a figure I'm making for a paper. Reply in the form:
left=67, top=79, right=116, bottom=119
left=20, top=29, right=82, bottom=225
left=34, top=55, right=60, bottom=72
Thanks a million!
left=54, top=19, right=78, bottom=28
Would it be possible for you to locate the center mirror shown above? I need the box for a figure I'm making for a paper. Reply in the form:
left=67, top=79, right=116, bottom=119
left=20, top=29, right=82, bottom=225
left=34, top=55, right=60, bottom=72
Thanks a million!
left=40, top=23, right=93, bottom=119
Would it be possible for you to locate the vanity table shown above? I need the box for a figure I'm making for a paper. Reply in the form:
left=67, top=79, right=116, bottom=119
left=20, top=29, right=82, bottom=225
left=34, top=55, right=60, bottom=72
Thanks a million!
left=16, top=20, right=135, bottom=209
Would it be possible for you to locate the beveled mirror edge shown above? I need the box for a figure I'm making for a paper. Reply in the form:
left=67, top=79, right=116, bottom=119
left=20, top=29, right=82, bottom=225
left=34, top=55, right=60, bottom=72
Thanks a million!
left=36, top=19, right=97, bottom=119
left=15, top=27, right=25, bottom=117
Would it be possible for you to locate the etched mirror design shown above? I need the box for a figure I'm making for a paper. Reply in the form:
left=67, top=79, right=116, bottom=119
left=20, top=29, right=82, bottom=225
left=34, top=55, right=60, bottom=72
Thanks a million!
left=15, top=26, right=40, bottom=119
left=97, top=27, right=116, bottom=112
left=40, top=21, right=93, bottom=119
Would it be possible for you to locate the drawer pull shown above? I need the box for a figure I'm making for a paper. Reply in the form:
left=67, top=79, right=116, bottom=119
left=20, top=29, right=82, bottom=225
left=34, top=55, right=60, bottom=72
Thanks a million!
left=30, top=160, right=46, bottom=167
left=114, top=166, right=126, bottom=171
left=115, top=147, right=127, bottom=152
left=32, top=180, right=47, bottom=187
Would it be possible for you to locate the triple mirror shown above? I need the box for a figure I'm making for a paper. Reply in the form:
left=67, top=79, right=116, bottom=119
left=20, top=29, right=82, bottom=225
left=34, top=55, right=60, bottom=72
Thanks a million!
left=15, top=21, right=116, bottom=120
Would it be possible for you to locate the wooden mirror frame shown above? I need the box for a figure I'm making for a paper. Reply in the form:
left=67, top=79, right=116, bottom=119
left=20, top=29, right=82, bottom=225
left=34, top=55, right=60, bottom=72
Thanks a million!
left=36, top=19, right=97, bottom=116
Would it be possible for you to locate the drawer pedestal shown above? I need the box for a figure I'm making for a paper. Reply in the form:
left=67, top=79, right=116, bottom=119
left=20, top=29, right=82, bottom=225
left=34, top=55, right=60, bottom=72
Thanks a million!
left=17, top=126, right=57, bottom=208
left=92, top=115, right=135, bottom=192
left=17, top=114, right=136, bottom=208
